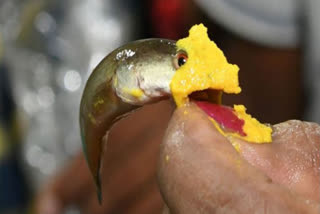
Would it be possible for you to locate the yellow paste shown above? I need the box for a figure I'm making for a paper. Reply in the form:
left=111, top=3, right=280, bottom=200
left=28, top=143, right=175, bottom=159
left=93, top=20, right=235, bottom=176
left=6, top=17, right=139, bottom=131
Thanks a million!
left=129, top=88, right=144, bottom=98
left=170, top=24, right=272, bottom=143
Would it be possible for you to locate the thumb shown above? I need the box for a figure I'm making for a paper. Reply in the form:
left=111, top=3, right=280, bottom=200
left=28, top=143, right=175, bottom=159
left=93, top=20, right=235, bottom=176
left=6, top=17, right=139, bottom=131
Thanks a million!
left=157, top=103, right=319, bottom=214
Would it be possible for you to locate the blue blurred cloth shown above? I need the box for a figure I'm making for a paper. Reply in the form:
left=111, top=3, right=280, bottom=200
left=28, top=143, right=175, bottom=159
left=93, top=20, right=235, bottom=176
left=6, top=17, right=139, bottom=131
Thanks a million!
left=0, top=153, right=29, bottom=212
left=0, top=63, right=29, bottom=213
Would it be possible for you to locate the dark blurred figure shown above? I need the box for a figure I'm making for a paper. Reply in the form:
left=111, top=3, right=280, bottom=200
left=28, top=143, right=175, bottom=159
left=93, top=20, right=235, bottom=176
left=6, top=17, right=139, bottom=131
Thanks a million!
left=0, top=63, right=30, bottom=213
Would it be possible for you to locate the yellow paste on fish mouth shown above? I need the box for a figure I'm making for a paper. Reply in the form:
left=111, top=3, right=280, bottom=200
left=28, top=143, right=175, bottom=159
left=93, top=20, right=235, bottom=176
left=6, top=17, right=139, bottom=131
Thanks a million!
left=170, top=24, right=272, bottom=143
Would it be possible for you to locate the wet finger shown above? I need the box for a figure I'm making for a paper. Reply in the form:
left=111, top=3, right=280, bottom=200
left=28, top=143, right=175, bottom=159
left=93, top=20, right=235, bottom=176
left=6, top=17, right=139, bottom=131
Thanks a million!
left=231, top=120, right=320, bottom=201
left=157, top=104, right=319, bottom=213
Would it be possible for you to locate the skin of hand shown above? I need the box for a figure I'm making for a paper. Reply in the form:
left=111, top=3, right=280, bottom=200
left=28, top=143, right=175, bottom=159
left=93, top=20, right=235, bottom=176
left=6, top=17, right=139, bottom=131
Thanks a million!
left=35, top=101, right=173, bottom=214
left=158, top=103, right=320, bottom=214
left=35, top=101, right=320, bottom=214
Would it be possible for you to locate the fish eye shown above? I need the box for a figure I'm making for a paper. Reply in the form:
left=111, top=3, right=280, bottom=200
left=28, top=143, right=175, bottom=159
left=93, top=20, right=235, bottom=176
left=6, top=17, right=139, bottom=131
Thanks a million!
left=174, top=52, right=188, bottom=69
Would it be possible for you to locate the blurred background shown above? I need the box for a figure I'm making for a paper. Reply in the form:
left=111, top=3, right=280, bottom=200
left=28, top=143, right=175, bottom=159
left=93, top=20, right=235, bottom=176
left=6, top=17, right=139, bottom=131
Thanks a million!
left=0, top=0, right=319, bottom=213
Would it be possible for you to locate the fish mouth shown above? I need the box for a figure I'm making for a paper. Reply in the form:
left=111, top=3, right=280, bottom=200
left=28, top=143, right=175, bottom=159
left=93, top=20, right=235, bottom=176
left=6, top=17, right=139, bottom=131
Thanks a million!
left=189, top=89, right=222, bottom=105
left=188, top=89, right=246, bottom=136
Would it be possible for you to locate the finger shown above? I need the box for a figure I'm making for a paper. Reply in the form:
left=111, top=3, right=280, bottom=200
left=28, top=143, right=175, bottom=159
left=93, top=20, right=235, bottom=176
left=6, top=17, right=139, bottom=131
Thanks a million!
left=81, top=128, right=163, bottom=214
left=158, top=103, right=319, bottom=214
left=230, top=120, right=320, bottom=201
left=81, top=101, right=172, bottom=213
left=36, top=101, right=172, bottom=214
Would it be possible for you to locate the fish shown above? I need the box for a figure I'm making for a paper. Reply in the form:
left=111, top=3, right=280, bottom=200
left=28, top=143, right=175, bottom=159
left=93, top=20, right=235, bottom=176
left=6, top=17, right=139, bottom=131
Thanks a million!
left=80, top=24, right=272, bottom=202
left=80, top=39, right=178, bottom=201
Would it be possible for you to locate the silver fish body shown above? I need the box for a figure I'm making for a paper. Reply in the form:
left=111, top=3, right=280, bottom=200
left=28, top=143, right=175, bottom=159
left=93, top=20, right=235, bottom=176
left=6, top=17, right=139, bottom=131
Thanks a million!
left=80, top=39, right=177, bottom=200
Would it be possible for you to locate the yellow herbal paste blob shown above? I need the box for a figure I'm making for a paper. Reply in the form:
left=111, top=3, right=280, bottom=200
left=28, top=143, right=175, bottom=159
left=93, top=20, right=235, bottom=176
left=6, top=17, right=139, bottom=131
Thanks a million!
left=170, top=24, right=272, bottom=143
left=233, top=105, right=272, bottom=142
left=170, top=24, right=241, bottom=107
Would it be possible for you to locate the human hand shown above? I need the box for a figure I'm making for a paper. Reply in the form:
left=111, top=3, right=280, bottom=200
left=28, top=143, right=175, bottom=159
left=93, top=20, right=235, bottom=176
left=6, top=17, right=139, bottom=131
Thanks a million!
left=35, top=101, right=320, bottom=214
left=158, top=103, right=320, bottom=213
left=35, top=101, right=173, bottom=214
